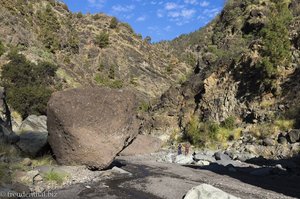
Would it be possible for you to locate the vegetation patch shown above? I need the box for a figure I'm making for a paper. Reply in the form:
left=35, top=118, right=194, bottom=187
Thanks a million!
left=1, top=50, right=58, bottom=119
left=0, top=40, right=5, bottom=56
left=257, top=1, right=292, bottom=92
left=184, top=115, right=241, bottom=148
left=95, top=32, right=110, bottom=48
left=109, top=17, right=118, bottom=29
left=94, top=74, right=123, bottom=89
left=44, top=170, right=68, bottom=185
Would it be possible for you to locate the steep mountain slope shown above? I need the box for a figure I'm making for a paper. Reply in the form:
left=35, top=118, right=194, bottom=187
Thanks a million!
left=0, top=0, right=191, bottom=100
left=149, top=0, right=300, bottom=142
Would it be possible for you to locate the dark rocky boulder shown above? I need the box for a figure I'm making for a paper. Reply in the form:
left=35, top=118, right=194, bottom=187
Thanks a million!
left=287, top=129, right=300, bottom=143
left=47, top=87, right=140, bottom=170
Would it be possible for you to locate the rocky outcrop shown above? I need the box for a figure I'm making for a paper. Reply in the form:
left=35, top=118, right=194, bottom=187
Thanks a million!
left=119, top=135, right=162, bottom=156
left=184, top=184, right=240, bottom=199
left=47, top=87, right=140, bottom=170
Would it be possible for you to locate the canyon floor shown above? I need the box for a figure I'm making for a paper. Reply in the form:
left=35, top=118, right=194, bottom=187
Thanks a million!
left=33, top=154, right=300, bottom=199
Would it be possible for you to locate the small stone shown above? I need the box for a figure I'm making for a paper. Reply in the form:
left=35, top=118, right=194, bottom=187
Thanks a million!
left=196, top=160, right=210, bottom=166
left=263, top=138, right=276, bottom=146
left=278, top=104, right=285, bottom=111
left=277, top=136, right=288, bottom=145
left=33, top=186, right=45, bottom=193
left=33, top=174, right=43, bottom=183
left=21, top=158, right=32, bottom=166
left=85, top=185, right=91, bottom=189
left=275, top=164, right=285, bottom=171
left=214, top=151, right=231, bottom=161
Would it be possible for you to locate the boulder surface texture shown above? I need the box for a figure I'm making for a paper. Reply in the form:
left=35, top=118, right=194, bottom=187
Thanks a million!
left=47, top=87, right=140, bottom=170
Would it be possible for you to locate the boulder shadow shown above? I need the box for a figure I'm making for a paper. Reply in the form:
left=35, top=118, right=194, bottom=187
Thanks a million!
left=183, top=155, right=300, bottom=198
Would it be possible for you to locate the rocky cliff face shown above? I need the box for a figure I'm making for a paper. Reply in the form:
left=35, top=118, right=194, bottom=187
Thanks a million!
left=149, top=0, right=300, bottom=140
left=0, top=0, right=191, bottom=99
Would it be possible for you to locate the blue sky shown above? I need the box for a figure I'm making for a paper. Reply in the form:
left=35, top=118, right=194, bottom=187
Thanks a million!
left=61, top=0, right=226, bottom=42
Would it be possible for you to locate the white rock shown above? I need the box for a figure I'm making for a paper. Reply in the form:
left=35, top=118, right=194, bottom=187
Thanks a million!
left=184, top=184, right=240, bottom=199
left=195, top=160, right=210, bottom=166
left=175, top=154, right=193, bottom=164
left=111, top=166, right=132, bottom=175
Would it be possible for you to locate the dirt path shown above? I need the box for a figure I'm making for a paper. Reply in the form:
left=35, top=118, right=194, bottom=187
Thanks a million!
left=34, top=155, right=300, bottom=199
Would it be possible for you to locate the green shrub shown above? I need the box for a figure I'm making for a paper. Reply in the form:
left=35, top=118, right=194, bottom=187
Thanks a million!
left=221, top=116, right=236, bottom=130
left=108, top=66, right=115, bottom=79
left=1, top=51, right=58, bottom=118
left=92, top=14, right=101, bottom=20
left=77, top=12, right=83, bottom=18
left=249, top=123, right=278, bottom=139
left=109, top=17, right=118, bottom=29
left=44, top=170, right=68, bottom=185
left=0, top=41, right=5, bottom=56
left=138, top=101, right=151, bottom=112
left=181, top=52, right=196, bottom=67
left=274, top=119, right=295, bottom=131
left=94, top=74, right=123, bottom=89
left=122, top=23, right=134, bottom=33
left=37, top=5, right=61, bottom=52
left=185, top=116, right=219, bottom=147
left=95, top=32, right=110, bottom=48
left=144, top=36, right=151, bottom=44
left=258, top=1, right=292, bottom=91
left=7, top=86, right=52, bottom=118
left=185, top=116, right=241, bottom=147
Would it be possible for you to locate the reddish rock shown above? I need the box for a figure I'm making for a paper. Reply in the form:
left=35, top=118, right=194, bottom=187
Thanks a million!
left=119, top=135, right=162, bottom=156
left=47, top=87, right=140, bottom=170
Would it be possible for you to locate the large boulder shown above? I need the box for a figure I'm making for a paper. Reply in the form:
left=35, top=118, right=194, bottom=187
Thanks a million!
left=47, top=87, right=140, bottom=170
left=184, top=184, right=240, bottom=199
left=119, top=135, right=162, bottom=156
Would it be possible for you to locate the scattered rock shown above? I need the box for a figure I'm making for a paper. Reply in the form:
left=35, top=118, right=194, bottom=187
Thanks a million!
left=277, top=134, right=288, bottom=145
left=111, top=166, right=132, bottom=175
left=193, top=153, right=215, bottom=162
left=47, top=87, right=140, bottom=170
left=184, top=184, right=240, bottom=199
left=33, top=175, right=43, bottom=184
left=287, top=129, right=300, bottom=143
left=263, top=138, right=276, bottom=146
left=119, top=135, right=162, bottom=156
left=234, top=152, right=257, bottom=162
left=214, top=151, right=231, bottom=161
left=195, top=160, right=210, bottom=166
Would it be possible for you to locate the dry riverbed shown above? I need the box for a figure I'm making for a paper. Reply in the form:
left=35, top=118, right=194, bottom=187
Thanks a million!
left=24, top=151, right=300, bottom=199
